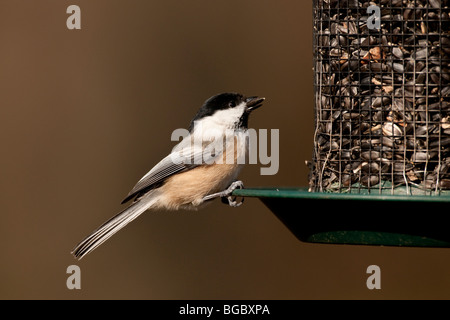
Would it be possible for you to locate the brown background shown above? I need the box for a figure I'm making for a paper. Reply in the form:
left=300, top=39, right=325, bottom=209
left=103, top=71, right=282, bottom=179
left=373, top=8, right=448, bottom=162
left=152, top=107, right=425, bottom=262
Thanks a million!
left=1, top=0, right=450, bottom=299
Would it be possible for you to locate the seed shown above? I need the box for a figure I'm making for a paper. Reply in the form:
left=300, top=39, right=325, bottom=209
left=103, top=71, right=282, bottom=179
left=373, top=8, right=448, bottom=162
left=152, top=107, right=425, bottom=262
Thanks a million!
left=430, top=0, right=441, bottom=9
left=411, top=152, right=429, bottom=162
left=382, top=122, right=403, bottom=137
left=361, top=175, right=380, bottom=187
left=361, top=162, right=380, bottom=174
left=392, top=63, right=404, bottom=73
left=392, top=47, right=403, bottom=59
left=440, top=179, right=450, bottom=190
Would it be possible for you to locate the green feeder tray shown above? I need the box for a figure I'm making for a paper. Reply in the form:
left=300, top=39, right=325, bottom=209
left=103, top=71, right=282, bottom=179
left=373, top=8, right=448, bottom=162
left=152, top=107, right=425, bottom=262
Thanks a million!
left=232, top=187, right=450, bottom=247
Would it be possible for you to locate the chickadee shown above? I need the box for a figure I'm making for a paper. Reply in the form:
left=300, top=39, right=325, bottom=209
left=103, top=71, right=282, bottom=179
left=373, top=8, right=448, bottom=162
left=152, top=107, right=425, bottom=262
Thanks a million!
left=72, top=93, right=264, bottom=259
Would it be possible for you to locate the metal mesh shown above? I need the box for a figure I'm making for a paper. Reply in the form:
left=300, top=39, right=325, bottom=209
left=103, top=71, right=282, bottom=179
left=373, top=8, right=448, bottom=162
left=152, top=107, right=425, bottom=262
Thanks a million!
left=309, top=0, right=450, bottom=194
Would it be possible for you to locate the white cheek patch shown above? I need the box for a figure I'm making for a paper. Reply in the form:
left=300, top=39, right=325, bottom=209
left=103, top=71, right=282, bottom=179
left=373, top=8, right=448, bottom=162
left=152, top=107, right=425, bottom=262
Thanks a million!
left=194, top=102, right=246, bottom=139
left=211, top=102, right=246, bottom=126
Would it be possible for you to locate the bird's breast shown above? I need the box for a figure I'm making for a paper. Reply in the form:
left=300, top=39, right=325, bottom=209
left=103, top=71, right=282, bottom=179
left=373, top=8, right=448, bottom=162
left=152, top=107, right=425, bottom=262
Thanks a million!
left=156, top=163, right=244, bottom=210
left=155, top=131, right=249, bottom=210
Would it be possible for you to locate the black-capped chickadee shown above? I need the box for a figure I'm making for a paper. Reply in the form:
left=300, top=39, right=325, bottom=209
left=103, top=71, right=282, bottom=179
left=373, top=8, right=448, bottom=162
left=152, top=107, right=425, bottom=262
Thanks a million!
left=72, top=93, right=264, bottom=259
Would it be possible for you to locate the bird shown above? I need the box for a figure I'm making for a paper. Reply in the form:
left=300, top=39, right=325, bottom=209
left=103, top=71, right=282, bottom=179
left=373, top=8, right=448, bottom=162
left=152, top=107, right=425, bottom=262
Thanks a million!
left=72, top=92, right=265, bottom=259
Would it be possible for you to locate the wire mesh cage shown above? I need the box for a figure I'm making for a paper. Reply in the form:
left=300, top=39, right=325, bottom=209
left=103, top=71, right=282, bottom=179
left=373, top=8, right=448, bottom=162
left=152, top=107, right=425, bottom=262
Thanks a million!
left=309, top=0, right=450, bottom=194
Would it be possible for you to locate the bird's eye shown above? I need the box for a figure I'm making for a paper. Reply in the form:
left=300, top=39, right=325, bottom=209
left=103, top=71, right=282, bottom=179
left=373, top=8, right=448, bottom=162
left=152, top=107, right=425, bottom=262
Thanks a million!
left=228, top=101, right=236, bottom=108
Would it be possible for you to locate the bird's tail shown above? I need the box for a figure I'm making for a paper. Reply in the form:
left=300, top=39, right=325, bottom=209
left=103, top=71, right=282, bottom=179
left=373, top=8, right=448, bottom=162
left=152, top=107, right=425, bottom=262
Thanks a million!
left=71, top=192, right=158, bottom=260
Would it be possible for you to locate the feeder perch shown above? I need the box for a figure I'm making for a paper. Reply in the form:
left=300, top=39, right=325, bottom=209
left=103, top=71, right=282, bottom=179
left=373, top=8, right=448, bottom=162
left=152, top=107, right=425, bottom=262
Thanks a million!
left=233, top=187, right=450, bottom=247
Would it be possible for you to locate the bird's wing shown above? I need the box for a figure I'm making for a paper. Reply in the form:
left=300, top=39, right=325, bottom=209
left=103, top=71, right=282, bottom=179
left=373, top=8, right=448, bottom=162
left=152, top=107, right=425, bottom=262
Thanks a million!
left=121, top=137, right=222, bottom=204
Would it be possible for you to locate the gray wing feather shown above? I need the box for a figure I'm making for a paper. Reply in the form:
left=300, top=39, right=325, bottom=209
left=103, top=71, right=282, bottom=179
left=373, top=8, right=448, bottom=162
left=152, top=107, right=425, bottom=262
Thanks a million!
left=121, top=139, right=216, bottom=204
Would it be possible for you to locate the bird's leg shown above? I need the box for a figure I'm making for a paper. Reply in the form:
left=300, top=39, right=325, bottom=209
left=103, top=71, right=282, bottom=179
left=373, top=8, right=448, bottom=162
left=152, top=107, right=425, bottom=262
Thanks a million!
left=202, top=180, right=245, bottom=207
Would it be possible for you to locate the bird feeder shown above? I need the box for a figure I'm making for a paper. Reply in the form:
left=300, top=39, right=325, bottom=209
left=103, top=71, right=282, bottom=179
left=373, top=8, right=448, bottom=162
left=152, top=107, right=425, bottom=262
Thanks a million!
left=234, top=0, right=450, bottom=247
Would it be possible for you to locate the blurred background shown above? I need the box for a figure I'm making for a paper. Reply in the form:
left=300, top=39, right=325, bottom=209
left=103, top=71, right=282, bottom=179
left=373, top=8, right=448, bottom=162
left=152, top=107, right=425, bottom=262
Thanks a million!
left=1, top=0, right=450, bottom=299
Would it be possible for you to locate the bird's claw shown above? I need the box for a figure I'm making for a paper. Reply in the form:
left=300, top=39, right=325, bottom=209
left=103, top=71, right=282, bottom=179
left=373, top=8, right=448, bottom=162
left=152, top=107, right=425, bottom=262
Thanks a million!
left=221, top=181, right=245, bottom=207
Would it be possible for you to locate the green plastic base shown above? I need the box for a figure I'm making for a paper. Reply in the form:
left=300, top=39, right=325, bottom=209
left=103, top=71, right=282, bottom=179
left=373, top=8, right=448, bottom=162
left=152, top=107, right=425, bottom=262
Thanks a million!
left=308, top=231, right=450, bottom=247
left=233, top=187, right=450, bottom=247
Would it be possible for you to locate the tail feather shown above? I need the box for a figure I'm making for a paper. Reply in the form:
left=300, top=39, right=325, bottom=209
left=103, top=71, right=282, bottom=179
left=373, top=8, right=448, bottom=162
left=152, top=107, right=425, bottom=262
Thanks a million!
left=72, top=192, right=157, bottom=260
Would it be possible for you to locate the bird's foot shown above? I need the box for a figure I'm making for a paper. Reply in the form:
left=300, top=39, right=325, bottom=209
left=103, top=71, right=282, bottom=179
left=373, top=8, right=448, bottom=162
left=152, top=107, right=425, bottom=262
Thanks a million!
left=202, top=180, right=245, bottom=207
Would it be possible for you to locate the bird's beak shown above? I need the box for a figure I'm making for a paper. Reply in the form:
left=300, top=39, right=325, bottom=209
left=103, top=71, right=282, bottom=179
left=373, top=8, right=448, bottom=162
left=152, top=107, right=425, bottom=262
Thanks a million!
left=245, top=96, right=265, bottom=112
